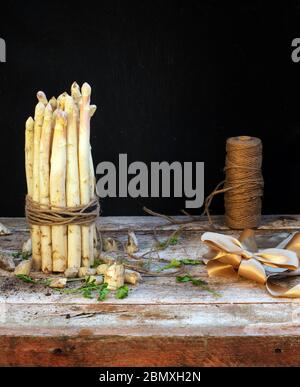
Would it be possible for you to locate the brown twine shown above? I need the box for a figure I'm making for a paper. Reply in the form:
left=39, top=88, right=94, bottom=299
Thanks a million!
left=204, top=136, right=264, bottom=229
left=25, top=195, right=100, bottom=226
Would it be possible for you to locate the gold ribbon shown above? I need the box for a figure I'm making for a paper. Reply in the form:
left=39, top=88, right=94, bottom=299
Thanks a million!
left=201, top=230, right=300, bottom=298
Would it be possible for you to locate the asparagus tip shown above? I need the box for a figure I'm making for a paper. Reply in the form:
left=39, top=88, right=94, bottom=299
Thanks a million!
left=36, top=91, right=47, bottom=103
left=49, top=96, right=57, bottom=110
left=64, top=94, right=74, bottom=113
left=25, top=116, right=34, bottom=127
left=90, top=104, right=97, bottom=117
left=71, top=81, right=79, bottom=89
left=81, top=82, right=91, bottom=97
left=57, top=91, right=67, bottom=100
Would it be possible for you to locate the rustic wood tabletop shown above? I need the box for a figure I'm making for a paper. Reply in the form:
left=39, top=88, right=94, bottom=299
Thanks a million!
left=1, top=215, right=300, bottom=367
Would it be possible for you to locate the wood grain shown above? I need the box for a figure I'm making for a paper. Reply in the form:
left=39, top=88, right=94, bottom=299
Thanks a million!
left=1, top=216, right=300, bottom=366
left=1, top=334, right=300, bottom=367
left=1, top=214, right=300, bottom=232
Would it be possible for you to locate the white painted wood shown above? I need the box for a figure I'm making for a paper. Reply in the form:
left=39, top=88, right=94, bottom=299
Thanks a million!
left=1, top=214, right=300, bottom=232
left=1, top=216, right=300, bottom=337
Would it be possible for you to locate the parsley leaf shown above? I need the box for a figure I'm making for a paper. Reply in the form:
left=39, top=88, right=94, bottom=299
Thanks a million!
left=159, top=258, right=202, bottom=271
left=169, top=235, right=179, bottom=245
left=176, top=274, right=192, bottom=283
left=176, top=274, right=220, bottom=296
left=156, top=234, right=180, bottom=250
left=12, top=251, right=31, bottom=260
left=158, top=259, right=182, bottom=271
left=98, top=283, right=110, bottom=301
left=92, top=258, right=105, bottom=268
left=115, top=285, right=129, bottom=299
left=180, top=258, right=202, bottom=265
left=16, top=274, right=36, bottom=283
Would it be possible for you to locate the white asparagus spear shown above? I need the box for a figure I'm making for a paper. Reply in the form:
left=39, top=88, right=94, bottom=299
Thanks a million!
left=88, top=104, right=97, bottom=266
left=25, top=117, right=34, bottom=198
left=57, top=92, right=67, bottom=110
left=71, top=84, right=96, bottom=116
left=89, top=151, right=95, bottom=266
left=89, top=104, right=97, bottom=117
left=50, top=110, right=67, bottom=272
left=84, top=93, right=97, bottom=267
left=39, top=103, right=53, bottom=273
left=49, top=96, right=57, bottom=111
left=65, top=96, right=81, bottom=269
left=71, top=83, right=96, bottom=116
left=32, top=102, right=45, bottom=270
left=37, top=91, right=48, bottom=106
left=52, top=108, right=57, bottom=126
left=79, top=83, right=92, bottom=267
left=71, top=81, right=81, bottom=105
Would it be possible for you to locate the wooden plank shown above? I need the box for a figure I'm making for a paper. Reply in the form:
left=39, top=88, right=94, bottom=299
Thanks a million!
left=1, top=216, right=300, bottom=366
left=0, top=224, right=295, bottom=306
left=0, top=333, right=300, bottom=366
left=2, top=273, right=300, bottom=305
left=1, top=302, right=300, bottom=334
left=2, top=214, right=300, bottom=232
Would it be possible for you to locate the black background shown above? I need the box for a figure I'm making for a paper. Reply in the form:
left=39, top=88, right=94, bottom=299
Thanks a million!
left=0, top=1, right=299, bottom=216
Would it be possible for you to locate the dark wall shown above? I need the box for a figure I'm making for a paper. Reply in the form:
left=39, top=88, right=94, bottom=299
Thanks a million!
left=0, top=1, right=299, bottom=216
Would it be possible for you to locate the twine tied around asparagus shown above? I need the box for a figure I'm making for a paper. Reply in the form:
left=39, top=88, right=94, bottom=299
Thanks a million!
left=25, top=195, right=100, bottom=226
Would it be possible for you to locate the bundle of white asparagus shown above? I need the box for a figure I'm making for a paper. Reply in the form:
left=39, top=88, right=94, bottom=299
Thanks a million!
left=25, top=82, right=98, bottom=273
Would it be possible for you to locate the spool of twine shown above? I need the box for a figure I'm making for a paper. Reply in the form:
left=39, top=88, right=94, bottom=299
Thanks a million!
left=224, top=136, right=263, bottom=229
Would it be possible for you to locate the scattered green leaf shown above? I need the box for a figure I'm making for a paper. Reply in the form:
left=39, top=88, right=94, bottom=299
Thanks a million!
left=98, top=283, right=110, bottom=301
left=85, top=276, right=95, bottom=284
left=190, top=278, right=208, bottom=287
left=60, top=278, right=111, bottom=301
left=92, top=258, right=104, bottom=268
left=176, top=274, right=220, bottom=296
left=176, top=274, right=192, bottom=283
left=159, top=258, right=202, bottom=271
left=80, top=277, right=100, bottom=299
left=16, top=274, right=36, bottom=283
left=16, top=271, right=112, bottom=301
left=180, top=258, right=202, bottom=265
left=12, top=251, right=31, bottom=260
left=115, top=285, right=129, bottom=299
left=169, top=235, right=179, bottom=245
left=158, top=258, right=182, bottom=271
left=156, top=233, right=180, bottom=250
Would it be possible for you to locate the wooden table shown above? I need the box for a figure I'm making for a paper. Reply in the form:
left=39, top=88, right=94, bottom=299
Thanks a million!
left=1, top=215, right=300, bottom=367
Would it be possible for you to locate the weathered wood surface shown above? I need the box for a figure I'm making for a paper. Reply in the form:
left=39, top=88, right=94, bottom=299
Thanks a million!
left=2, top=214, right=300, bottom=231
left=1, top=215, right=300, bottom=366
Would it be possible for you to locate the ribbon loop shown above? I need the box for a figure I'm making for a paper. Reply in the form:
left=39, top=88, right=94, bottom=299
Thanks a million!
left=201, top=231, right=300, bottom=298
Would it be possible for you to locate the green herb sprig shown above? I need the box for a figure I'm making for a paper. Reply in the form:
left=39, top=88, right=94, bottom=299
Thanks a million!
left=156, top=233, right=180, bottom=250
left=176, top=274, right=220, bottom=297
left=91, top=258, right=105, bottom=268
left=16, top=274, right=36, bottom=283
left=16, top=273, right=130, bottom=302
left=98, top=283, right=110, bottom=301
left=115, top=285, right=129, bottom=299
left=158, top=258, right=202, bottom=271
left=12, top=251, right=31, bottom=260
